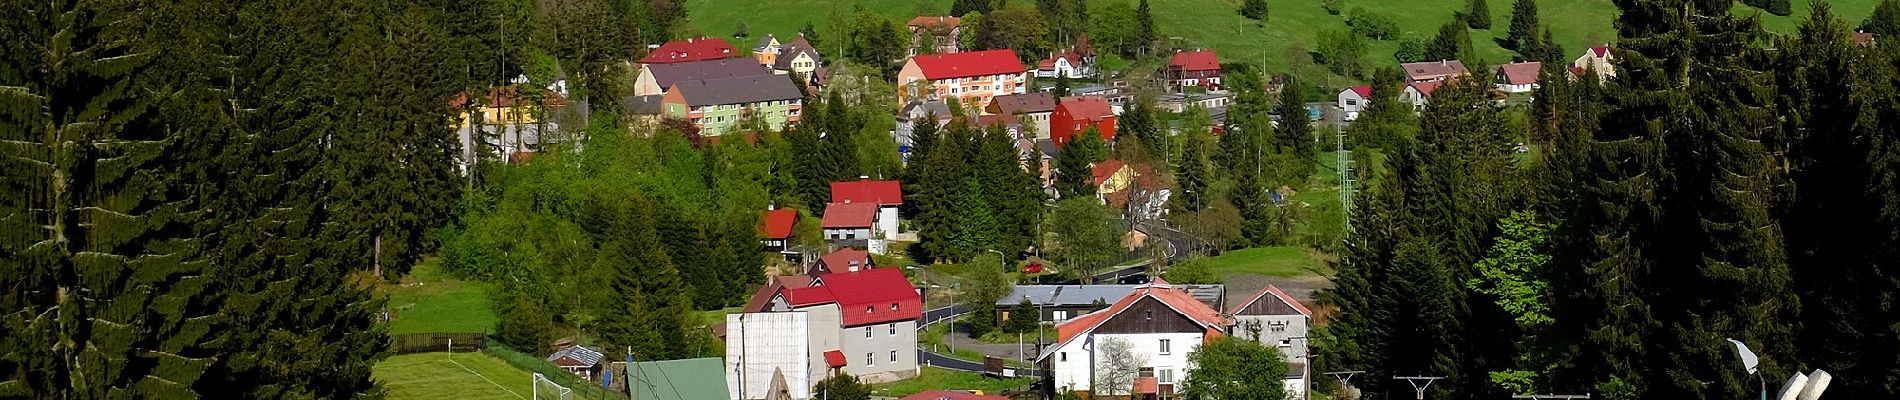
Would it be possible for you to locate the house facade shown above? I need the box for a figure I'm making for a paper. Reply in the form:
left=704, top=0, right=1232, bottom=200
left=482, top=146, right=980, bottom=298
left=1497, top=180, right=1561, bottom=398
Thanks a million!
left=755, top=267, right=923, bottom=384
left=1495, top=62, right=1542, bottom=93
left=641, top=37, right=737, bottom=64
left=1038, top=282, right=1229, bottom=398
left=753, top=34, right=781, bottom=66
left=1037, top=52, right=1094, bottom=79
left=1402, top=81, right=1443, bottom=111
left=820, top=202, right=879, bottom=253
left=773, top=35, right=824, bottom=76
left=451, top=86, right=569, bottom=173
left=896, top=49, right=1028, bottom=111
left=660, top=75, right=804, bottom=135
left=830, top=179, right=903, bottom=241
left=1050, top=96, right=1117, bottom=146
left=635, top=59, right=774, bottom=96
left=1157, top=91, right=1231, bottom=113
left=1228, top=285, right=1312, bottom=400
left=895, top=99, right=953, bottom=151
left=760, top=208, right=798, bottom=253
left=1338, top=86, right=1372, bottom=115
left=1572, top=46, right=1616, bottom=81
left=1400, top=60, right=1471, bottom=83
left=986, top=92, right=1057, bottom=140
left=1165, top=50, right=1222, bottom=88
left=906, top=16, right=963, bottom=55
left=995, top=284, right=1225, bottom=326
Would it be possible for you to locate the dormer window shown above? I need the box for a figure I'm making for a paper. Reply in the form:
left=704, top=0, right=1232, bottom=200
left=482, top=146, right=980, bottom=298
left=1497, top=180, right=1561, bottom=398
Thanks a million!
left=866, top=306, right=874, bottom=314
left=891, top=303, right=899, bottom=311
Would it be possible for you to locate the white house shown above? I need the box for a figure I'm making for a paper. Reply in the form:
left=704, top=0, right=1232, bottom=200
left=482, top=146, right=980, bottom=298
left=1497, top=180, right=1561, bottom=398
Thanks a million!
left=1036, top=51, right=1093, bottom=78
left=1229, top=284, right=1314, bottom=400
left=1572, top=46, right=1616, bottom=81
left=1338, top=86, right=1372, bottom=115
left=1495, top=62, right=1542, bottom=93
left=1402, top=81, right=1443, bottom=111
left=829, top=179, right=902, bottom=241
left=1038, top=280, right=1229, bottom=398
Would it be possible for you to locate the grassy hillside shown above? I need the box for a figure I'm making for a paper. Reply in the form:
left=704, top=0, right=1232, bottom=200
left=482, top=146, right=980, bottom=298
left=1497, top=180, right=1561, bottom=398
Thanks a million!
left=685, top=0, right=1881, bottom=85
left=381, top=259, right=497, bottom=335
left=375, top=353, right=535, bottom=400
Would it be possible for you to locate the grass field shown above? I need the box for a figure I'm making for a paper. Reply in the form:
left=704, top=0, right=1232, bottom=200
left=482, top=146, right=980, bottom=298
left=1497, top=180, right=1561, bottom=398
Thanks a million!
left=383, top=259, right=496, bottom=335
left=871, top=366, right=1037, bottom=397
left=685, top=0, right=1882, bottom=86
left=1199, top=246, right=1326, bottom=278
left=375, top=352, right=536, bottom=400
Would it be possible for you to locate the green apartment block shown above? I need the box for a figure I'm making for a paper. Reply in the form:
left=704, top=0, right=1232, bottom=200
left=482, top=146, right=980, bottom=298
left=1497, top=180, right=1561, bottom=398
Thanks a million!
left=661, top=75, right=803, bottom=136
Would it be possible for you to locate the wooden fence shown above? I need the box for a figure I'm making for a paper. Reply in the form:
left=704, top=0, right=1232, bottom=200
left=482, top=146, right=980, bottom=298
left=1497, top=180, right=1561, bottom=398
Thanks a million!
left=389, top=332, right=487, bottom=354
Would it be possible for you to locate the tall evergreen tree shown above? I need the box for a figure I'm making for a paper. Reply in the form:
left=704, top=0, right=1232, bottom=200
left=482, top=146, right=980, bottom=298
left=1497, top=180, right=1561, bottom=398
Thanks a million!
left=1120, top=93, right=1164, bottom=157
left=1240, top=0, right=1269, bottom=21
left=1867, top=0, right=1900, bottom=36
left=1055, top=127, right=1109, bottom=199
left=1506, top=0, right=1541, bottom=52
left=1176, top=115, right=1215, bottom=213
left=1274, top=74, right=1317, bottom=163
left=1425, top=19, right=1476, bottom=62
left=1134, top=0, right=1157, bottom=57
left=1464, top=0, right=1493, bottom=29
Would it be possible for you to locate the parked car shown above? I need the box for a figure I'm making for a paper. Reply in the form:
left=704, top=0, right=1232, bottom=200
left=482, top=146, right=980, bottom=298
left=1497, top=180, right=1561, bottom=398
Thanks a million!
left=1117, top=274, right=1151, bottom=285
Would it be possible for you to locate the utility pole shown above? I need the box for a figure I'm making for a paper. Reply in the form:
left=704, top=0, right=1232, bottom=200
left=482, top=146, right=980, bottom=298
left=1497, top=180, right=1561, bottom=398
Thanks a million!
left=1325, top=370, right=1365, bottom=400
left=1393, top=376, right=1446, bottom=400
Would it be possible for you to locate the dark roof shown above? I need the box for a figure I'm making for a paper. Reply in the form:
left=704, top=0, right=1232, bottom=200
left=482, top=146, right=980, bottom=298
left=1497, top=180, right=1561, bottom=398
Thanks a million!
left=990, top=92, right=1058, bottom=115
left=1229, top=284, right=1313, bottom=316
left=546, top=345, right=605, bottom=368
left=754, top=34, right=777, bottom=52
left=621, top=94, right=664, bottom=115
left=646, top=59, right=773, bottom=91
left=671, top=75, right=803, bottom=106
left=774, top=36, right=824, bottom=70
left=899, top=100, right=953, bottom=122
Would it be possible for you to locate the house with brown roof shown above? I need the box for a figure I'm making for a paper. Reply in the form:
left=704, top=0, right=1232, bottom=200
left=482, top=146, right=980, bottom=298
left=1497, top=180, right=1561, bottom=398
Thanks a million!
left=1037, top=280, right=1230, bottom=398
left=1051, top=96, right=1116, bottom=146
left=1854, top=31, right=1877, bottom=47
left=634, top=58, right=774, bottom=96
left=820, top=202, right=880, bottom=253
left=1400, top=59, right=1471, bottom=83
left=1494, top=61, right=1542, bottom=93
left=986, top=92, right=1058, bottom=139
left=906, top=16, right=963, bottom=55
left=1229, top=284, right=1313, bottom=400
left=546, top=345, right=606, bottom=382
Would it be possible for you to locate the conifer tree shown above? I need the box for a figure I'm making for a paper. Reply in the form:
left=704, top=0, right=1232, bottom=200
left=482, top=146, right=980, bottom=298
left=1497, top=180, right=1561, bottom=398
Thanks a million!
left=1240, top=0, right=1269, bottom=21
left=1538, top=28, right=1565, bottom=64
left=1176, top=116, right=1215, bottom=213
left=949, top=176, right=1001, bottom=259
left=788, top=109, right=830, bottom=208
left=1274, top=74, right=1316, bottom=162
left=1464, top=0, right=1492, bottom=29
left=977, top=123, right=1045, bottom=255
left=1134, top=0, right=1157, bottom=57
left=1867, top=0, right=1900, bottom=36
left=1056, top=127, right=1109, bottom=199
left=1506, top=0, right=1541, bottom=52
left=1121, top=93, right=1163, bottom=157
left=1425, top=20, right=1475, bottom=62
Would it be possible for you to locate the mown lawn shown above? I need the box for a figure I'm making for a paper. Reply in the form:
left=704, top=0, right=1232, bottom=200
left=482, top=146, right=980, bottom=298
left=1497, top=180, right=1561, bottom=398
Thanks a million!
left=871, top=366, right=1037, bottom=397
left=375, top=352, right=535, bottom=400
left=685, top=0, right=1883, bottom=88
left=1200, top=246, right=1326, bottom=279
left=383, top=259, right=496, bottom=335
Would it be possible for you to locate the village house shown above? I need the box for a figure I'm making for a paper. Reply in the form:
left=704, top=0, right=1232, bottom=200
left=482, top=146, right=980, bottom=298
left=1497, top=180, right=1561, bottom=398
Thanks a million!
left=995, top=284, right=1225, bottom=326
left=1228, top=285, right=1313, bottom=399
left=1090, top=160, right=1169, bottom=219
left=660, top=75, right=804, bottom=135
left=1051, top=96, right=1117, bottom=146
left=640, top=37, right=738, bottom=64
left=773, top=34, right=825, bottom=76
left=895, top=99, right=954, bottom=152
left=1038, top=280, right=1229, bottom=398
left=546, top=345, right=606, bottom=382
left=1401, top=59, right=1470, bottom=83
left=1571, top=46, right=1616, bottom=81
left=1338, top=85, right=1372, bottom=117
left=820, top=202, right=880, bottom=253
left=831, top=178, right=903, bottom=241
left=808, top=249, right=873, bottom=276
left=1495, top=61, right=1542, bottom=93
left=752, top=34, right=781, bottom=66
left=1037, top=51, right=1094, bottom=79
left=451, top=86, right=569, bottom=172
left=1165, top=49, right=1222, bottom=89
left=1854, top=31, right=1877, bottom=47
left=1402, top=80, right=1444, bottom=111
left=634, top=58, right=774, bottom=96
left=760, top=207, right=798, bottom=255
left=986, top=92, right=1058, bottom=140
left=897, top=49, right=1029, bottom=110
left=729, top=264, right=923, bottom=388
left=1156, top=90, right=1231, bottom=113
left=906, top=16, right=963, bottom=55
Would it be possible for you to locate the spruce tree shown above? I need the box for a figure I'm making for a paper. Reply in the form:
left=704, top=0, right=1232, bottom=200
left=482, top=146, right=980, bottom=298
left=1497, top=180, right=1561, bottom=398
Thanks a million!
left=1274, top=74, right=1316, bottom=162
left=1056, top=127, right=1109, bottom=199
left=1121, top=93, right=1163, bottom=157
left=1506, top=0, right=1540, bottom=52
left=950, top=176, right=1001, bottom=260
left=1866, top=0, right=1900, bottom=36
left=1134, top=0, right=1157, bottom=57
left=1464, top=0, right=1492, bottom=30
left=1176, top=119, right=1215, bottom=213
left=1240, top=0, right=1269, bottom=21
left=1425, top=20, right=1474, bottom=62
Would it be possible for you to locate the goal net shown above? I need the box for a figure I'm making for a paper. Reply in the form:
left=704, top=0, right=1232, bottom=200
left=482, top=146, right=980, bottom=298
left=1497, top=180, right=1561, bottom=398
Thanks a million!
left=532, top=373, right=573, bottom=400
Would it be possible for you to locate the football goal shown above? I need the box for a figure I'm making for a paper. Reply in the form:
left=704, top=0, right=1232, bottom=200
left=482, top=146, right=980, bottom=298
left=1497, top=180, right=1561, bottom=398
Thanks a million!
left=532, top=373, right=573, bottom=400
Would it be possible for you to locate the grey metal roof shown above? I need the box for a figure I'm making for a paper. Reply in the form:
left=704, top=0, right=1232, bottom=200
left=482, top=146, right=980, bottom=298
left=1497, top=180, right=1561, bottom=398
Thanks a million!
left=647, top=59, right=773, bottom=92
left=999, top=284, right=1225, bottom=309
left=673, top=75, right=803, bottom=106
left=773, top=36, right=823, bottom=70
left=546, top=345, right=605, bottom=367
left=622, top=94, right=664, bottom=115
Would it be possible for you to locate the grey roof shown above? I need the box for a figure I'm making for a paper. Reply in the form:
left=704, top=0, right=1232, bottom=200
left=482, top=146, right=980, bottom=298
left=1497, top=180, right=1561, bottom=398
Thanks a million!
left=999, top=284, right=1225, bottom=309
left=673, top=75, right=803, bottom=106
left=1037, top=139, right=1060, bottom=158
left=647, top=59, right=773, bottom=92
left=773, top=36, right=823, bottom=70
left=898, top=99, right=952, bottom=122
left=991, top=92, right=1057, bottom=115
left=628, top=358, right=732, bottom=400
left=622, top=94, right=664, bottom=115
left=754, top=34, right=777, bottom=52
left=546, top=345, right=605, bottom=367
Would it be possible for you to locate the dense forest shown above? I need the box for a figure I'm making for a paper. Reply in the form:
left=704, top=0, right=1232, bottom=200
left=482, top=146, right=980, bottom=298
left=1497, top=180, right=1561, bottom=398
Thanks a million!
left=1320, top=1, right=1900, bottom=399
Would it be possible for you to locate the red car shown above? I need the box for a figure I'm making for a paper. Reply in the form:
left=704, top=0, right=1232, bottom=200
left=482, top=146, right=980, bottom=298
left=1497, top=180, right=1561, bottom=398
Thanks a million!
left=1021, top=262, right=1045, bottom=274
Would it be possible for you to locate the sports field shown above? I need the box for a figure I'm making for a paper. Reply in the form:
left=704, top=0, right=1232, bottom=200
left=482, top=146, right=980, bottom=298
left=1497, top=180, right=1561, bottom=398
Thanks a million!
left=375, top=352, right=537, bottom=400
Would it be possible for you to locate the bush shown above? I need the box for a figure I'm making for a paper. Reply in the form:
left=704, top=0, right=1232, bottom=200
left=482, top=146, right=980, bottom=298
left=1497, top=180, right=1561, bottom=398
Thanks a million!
left=1394, top=32, right=1428, bottom=63
left=1163, top=258, right=1223, bottom=284
left=1322, top=0, right=1344, bottom=15
left=1347, top=8, right=1398, bottom=40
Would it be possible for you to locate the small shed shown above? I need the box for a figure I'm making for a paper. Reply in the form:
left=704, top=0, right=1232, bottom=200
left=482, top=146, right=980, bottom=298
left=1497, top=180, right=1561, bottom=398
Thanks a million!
left=546, top=345, right=606, bottom=381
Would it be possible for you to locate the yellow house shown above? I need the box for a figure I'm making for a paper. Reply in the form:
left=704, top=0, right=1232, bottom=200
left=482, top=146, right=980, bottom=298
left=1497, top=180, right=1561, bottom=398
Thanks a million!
left=450, top=86, right=566, bottom=128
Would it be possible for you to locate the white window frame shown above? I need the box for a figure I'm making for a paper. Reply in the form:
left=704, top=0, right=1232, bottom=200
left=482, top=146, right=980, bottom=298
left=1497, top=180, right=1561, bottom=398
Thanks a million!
left=1159, top=339, right=1171, bottom=355
left=866, top=352, right=875, bottom=366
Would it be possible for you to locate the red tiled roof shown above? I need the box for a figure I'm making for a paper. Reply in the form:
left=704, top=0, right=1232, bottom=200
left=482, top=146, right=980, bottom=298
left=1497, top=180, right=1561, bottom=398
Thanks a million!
left=831, top=179, right=904, bottom=205
left=1089, top=159, right=1126, bottom=186
left=1497, top=62, right=1542, bottom=85
left=1168, top=50, right=1219, bottom=71
left=823, top=350, right=848, bottom=368
left=1346, top=85, right=1372, bottom=98
left=740, top=275, right=816, bottom=314
left=899, top=390, right=1009, bottom=400
left=1229, top=284, right=1313, bottom=316
left=1037, top=51, right=1081, bottom=70
left=450, top=86, right=569, bottom=109
left=821, top=202, right=878, bottom=228
left=760, top=208, right=798, bottom=239
left=787, top=267, right=922, bottom=326
left=1053, top=284, right=1228, bottom=345
left=815, top=249, right=872, bottom=274
left=910, top=49, right=1026, bottom=80
left=907, top=16, right=961, bottom=29
left=639, top=37, right=737, bottom=64
left=1058, top=96, right=1114, bottom=120
left=1588, top=46, right=1611, bottom=58
left=1567, top=66, right=1587, bottom=78
left=1409, top=80, right=1443, bottom=98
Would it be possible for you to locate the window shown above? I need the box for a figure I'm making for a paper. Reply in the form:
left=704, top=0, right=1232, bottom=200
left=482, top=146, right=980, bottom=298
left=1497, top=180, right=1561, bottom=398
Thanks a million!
left=1053, top=310, right=1069, bottom=320
left=890, top=350, right=898, bottom=363
left=866, top=306, right=874, bottom=314
left=889, top=323, right=897, bottom=335
left=865, top=327, right=872, bottom=338
left=1159, top=368, right=1175, bottom=383
left=1159, top=339, right=1172, bottom=355
left=1059, top=352, right=1067, bottom=362
left=1138, top=367, right=1155, bottom=378
left=892, top=303, right=899, bottom=311
left=1145, top=310, right=1154, bottom=320
left=866, top=352, right=875, bottom=366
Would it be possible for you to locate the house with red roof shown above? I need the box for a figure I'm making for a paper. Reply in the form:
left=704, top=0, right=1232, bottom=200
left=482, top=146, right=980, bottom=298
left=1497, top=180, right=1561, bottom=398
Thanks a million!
left=809, top=248, right=873, bottom=275
left=907, top=16, right=963, bottom=55
left=1337, top=85, right=1373, bottom=116
left=896, top=49, right=1028, bottom=111
left=1571, top=45, right=1616, bottom=81
left=821, top=202, right=880, bottom=252
left=1229, top=284, right=1313, bottom=399
left=1495, top=61, right=1543, bottom=93
left=1854, top=31, right=1877, bottom=47
left=735, top=265, right=923, bottom=384
left=1402, top=80, right=1444, bottom=111
left=1037, top=280, right=1230, bottom=398
left=1165, top=49, right=1222, bottom=89
left=639, top=37, right=737, bottom=64
left=1051, top=96, right=1117, bottom=146
left=830, top=178, right=904, bottom=243
left=760, top=207, right=799, bottom=254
